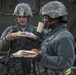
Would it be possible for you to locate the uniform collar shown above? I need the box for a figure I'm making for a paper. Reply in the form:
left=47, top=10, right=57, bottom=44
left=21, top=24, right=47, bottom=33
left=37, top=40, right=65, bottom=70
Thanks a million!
left=48, top=24, right=67, bottom=35
left=17, top=23, right=29, bottom=31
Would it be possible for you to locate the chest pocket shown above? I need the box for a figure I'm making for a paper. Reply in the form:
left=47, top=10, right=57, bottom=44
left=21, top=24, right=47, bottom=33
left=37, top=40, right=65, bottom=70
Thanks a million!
left=11, top=37, right=36, bottom=53
left=41, top=40, right=49, bottom=54
left=41, top=35, right=55, bottom=54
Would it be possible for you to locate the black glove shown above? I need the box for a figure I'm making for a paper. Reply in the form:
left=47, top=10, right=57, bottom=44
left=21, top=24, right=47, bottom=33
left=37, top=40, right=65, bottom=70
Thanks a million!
left=34, top=51, right=42, bottom=61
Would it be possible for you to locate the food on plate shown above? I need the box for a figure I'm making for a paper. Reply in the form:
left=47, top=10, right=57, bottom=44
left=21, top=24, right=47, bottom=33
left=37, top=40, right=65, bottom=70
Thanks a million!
left=32, top=49, right=38, bottom=53
left=20, top=50, right=36, bottom=55
left=21, top=51, right=30, bottom=55
left=17, top=31, right=22, bottom=35
left=15, top=31, right=37, bottom=42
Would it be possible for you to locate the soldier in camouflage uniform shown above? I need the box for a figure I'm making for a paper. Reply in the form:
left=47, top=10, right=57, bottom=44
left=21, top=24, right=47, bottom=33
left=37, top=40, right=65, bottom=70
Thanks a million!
left=35, top=1, right=75, bottom=75
left=0, top=3, right=37, bottom=75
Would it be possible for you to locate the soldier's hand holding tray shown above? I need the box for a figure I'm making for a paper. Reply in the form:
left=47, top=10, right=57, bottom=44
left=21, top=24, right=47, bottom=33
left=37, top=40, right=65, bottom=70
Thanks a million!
left=33, top=49, right=42, bottom=61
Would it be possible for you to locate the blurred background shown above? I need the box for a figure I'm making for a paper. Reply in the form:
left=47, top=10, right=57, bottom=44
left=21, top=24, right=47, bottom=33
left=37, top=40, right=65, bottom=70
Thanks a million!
left=0, top=0, right=76, bottom=36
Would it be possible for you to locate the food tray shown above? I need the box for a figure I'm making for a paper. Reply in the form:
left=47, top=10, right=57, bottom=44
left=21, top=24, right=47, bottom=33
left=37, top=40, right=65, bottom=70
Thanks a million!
left=12, top=50, right=37, bottom=58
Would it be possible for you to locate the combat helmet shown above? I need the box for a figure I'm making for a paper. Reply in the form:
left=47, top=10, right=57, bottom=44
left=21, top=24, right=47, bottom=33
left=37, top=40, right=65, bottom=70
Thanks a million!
left=13, top=3, right=33, bottom=17
left=40, top=1, right=68, bottom=18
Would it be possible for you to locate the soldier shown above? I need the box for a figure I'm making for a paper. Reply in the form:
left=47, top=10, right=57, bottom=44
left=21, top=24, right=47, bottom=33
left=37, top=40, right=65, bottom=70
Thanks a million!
left=0, top=3, right=37, bottom=75
left=35, top=1, right=76, bottom=75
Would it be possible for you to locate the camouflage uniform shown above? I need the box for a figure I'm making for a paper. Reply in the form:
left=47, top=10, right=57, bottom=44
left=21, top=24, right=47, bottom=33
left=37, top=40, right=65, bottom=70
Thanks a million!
left=38, top=1, right=75, bottom=75
left=0, top=3, right=38, bottom=75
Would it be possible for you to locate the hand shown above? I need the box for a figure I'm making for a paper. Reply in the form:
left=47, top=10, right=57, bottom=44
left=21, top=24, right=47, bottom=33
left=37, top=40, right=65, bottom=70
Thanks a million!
left=34, top=51, right=42, bottom=61
left=5, top=29, right=18, bottom=41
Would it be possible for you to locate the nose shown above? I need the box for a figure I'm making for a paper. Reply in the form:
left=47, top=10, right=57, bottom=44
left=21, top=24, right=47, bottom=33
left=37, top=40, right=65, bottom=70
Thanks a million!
left=42, top=18, right=48, bottom=24
left=20, top=17, right=24, bottom=20
left=42, top=18, right=47, bottom=22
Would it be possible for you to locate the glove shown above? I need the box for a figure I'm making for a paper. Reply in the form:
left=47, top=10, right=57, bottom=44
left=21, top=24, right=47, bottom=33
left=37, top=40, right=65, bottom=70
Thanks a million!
left=34, top=51, right=42, bottom=61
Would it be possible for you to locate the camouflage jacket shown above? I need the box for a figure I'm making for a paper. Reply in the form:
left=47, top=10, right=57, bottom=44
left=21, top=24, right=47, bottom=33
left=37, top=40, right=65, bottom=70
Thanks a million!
left=39, top=24, right=75, bottom=75
left=0, top=24, right=39, bottom=75
left=0, top=24, right=38, bottom=54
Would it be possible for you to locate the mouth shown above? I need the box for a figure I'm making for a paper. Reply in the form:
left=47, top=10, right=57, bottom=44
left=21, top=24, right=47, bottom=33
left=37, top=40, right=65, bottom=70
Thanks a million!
left=19, top=22, right=26, bottom=26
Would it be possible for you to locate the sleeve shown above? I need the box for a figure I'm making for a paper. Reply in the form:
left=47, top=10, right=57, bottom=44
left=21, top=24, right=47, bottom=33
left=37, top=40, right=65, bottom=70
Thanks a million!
left=39, top=36, right=75, bottom=69
left=30, top=26, right=46, bottom=48
left=0, top=26, right=13, bottom=52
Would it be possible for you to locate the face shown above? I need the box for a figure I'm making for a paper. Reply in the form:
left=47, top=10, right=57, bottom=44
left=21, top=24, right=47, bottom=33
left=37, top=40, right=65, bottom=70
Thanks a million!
left=17, top=16, right=28, bottom=27
left=42, top=15, right=49, bottom=28
left=42, top=15, right=58, bottom=29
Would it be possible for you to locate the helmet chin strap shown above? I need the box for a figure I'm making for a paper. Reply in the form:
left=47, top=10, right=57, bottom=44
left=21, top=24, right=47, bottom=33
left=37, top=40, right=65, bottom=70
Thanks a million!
left=49, top=19, right=61, bottom=25
left=42, top=16, right=62, bottom=29
left=47, top=19, right=62, bottom=29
